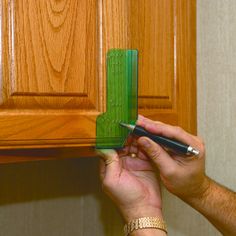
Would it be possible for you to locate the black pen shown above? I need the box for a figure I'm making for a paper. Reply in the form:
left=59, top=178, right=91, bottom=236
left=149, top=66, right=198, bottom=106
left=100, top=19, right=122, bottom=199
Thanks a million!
left=120, top=123, right=200, bottom=156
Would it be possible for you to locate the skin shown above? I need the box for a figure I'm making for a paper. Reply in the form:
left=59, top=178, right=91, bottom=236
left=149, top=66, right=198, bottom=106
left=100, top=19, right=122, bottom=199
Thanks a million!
left=136, top=116, right=208, bottom=200
left=98, top=115, right=236, bottom=235
left=98, top=144, right=166, bottom=236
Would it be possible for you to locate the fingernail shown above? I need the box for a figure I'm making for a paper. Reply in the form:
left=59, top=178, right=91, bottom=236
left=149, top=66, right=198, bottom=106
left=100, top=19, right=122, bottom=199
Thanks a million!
left=96, top=149, right=105, bottom=156
left=139, top=138, right=151, bottom=148
left=138, top=114, right=145, bottom=120
left=146, top=123, right=154, bottom=129
left=96, top=149, right=117, bottom=160
left=96, top=149, right=109, bottom=160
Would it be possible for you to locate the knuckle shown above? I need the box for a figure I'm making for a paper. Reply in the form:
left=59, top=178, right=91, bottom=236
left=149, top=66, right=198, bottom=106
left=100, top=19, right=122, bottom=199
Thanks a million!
left=195, top=136, right=206, bottom=154
left=198, top=142, right=206, bottom=155
left=148, top=146, right=161, bottom=160
left=164, top=166, right=176, bottom=179
left=197, top=135, right=204, bottom=143
left=199, top=138, right=205, bottom=147
left=154, top=121, right=163, bottom=125
left=196, top=135, right=204, bottom=145
left=102, top=178, right=118, bottom=195
left=175, top=126, right=184, bottom=134
left=102, top=178, right=113, bottom=190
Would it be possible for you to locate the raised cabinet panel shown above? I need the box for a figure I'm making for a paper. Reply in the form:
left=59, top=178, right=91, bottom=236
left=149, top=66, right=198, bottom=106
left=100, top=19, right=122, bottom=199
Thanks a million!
left=0, top=0, right=129, bottom=149
left=130, top=0, right=175, bottom=110
left=0, top=0, right=196, bottom=157
left=2, top=0, right=98, bottom=109
left=130, top=0, right=196, bottom=133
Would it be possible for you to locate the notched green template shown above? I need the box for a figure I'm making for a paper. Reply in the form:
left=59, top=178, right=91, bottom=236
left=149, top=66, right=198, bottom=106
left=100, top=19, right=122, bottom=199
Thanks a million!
left=96, top=49, right=138, bottom=149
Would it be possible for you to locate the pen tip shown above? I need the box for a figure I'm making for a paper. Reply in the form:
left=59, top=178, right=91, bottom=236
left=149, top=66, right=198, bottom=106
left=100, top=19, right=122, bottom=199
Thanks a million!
left=119, top=122, right=128, bottom=128
left=119, top=122, right=134, bottom=131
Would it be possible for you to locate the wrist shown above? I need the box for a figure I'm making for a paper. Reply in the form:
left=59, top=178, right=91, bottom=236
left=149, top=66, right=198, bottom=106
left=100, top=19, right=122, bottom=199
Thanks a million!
left=183, top=175, right=212, bottom=204
left=121, top=205, right=164, bottom=223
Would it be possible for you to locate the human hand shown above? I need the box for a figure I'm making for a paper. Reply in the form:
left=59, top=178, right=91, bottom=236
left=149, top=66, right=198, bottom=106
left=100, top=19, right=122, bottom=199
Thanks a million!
left=137, top=116, right=210, bottom=202
left=98, top=138, right=163, bottom=222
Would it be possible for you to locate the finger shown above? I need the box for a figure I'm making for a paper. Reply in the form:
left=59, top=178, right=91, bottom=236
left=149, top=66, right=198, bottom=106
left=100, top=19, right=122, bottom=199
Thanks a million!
left=117, top=146, right=129, bottom=157
left=137, top=115, right=204, bottom=158
left=137, top=115, right=151, bottom=126
left=126, top=145, right=139, bottom=159
left=137, top=117, right=164, bottom=130
left=138, top=137, right=177, bottom=173
left=97, top=149, right=122, bottom=181
left=137, top=117, right=204, bottom=157
left=123, top=138, right=149, bottom=160
left=129, top=145, right=138, bottom=155
left=138, top=115, right=163, bottom=124
left=139, top=121, right=200, bottom=150
left=138, top=114, right=146, bottom=122
left=127, top=144, right=149, bottom=161
left=122, top=155, right=152, bottom=171
left=137, top=149, right=149, bottom=160
left=119, top=135, right=139, bottom=157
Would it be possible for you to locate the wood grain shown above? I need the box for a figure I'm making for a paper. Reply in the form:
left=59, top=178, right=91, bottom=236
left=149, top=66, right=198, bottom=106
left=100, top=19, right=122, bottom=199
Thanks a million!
left=176, top=0, right=197, bottom=134
left=0, top=0, right=129, bottom=151
left=2, top=0, right=98, bottom=109
left=130, top=0, right=175, bottom=109
left=129, top=0, right=197, bottom=134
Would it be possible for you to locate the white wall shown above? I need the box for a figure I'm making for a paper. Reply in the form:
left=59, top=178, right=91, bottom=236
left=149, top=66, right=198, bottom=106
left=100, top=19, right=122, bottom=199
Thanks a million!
left=198, top=0, right=236, bottom=190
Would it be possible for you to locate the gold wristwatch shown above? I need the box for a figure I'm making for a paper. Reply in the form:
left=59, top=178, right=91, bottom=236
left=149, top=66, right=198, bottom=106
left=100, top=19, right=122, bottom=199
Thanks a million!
left=124, top=217, right=167, bottom=235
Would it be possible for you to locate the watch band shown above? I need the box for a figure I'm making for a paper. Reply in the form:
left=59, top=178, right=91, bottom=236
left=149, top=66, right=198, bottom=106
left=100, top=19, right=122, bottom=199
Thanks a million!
left=124, top=217, right=167, bottom=236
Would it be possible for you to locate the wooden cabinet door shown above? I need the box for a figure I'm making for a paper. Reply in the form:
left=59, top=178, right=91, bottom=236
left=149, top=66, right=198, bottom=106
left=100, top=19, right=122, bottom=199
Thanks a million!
left=130, top=0, right=196, bottom=134
left=0, top=0, right=129, bottom=150
left=0, top=0, right=196, bottom=161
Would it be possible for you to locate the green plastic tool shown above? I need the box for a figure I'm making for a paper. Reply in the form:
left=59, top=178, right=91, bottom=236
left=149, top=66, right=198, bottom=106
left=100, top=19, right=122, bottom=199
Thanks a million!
left=96, top=49, right=138, bottom=149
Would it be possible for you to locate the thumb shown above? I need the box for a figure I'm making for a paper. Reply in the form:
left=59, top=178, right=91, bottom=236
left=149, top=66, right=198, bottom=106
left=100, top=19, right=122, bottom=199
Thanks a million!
left=138, top=137, right=176, bottom=173
left=97, top=149, right=122, bottom=181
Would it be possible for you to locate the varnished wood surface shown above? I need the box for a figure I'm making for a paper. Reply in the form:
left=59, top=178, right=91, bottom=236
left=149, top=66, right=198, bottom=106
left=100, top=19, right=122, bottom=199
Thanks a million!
left=130, top=0, right=196, bottom=134
left=0, top=147, right=96, bottom=164
left=0, top=0, right=129, bottom=150
left=130, top=0, right=175, bottom=110
left=0, top=0, right=196, bottom=162
left=2, top=0, right=99, bottom=109
left=176, top=0, right=197, bottom=135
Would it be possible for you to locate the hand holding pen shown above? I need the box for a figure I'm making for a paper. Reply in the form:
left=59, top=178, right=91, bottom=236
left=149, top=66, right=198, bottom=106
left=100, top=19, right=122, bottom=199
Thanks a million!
left=99, top=117, right=236, bottom=235
left=98, top=115, right=207, bottom=235
left=129, top=115, right=207, bottom=199
left=120, top=123, right=199, bottom=156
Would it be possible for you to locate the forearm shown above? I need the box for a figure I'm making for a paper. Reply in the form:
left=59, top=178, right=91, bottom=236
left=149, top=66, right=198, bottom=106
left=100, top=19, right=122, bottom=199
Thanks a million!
left=184, top=176, right=236, bottom=235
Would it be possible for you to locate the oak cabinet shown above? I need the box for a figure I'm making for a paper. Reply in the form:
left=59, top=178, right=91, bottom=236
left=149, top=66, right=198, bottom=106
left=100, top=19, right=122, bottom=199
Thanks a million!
left=0, top=0, right=196, bottom=162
